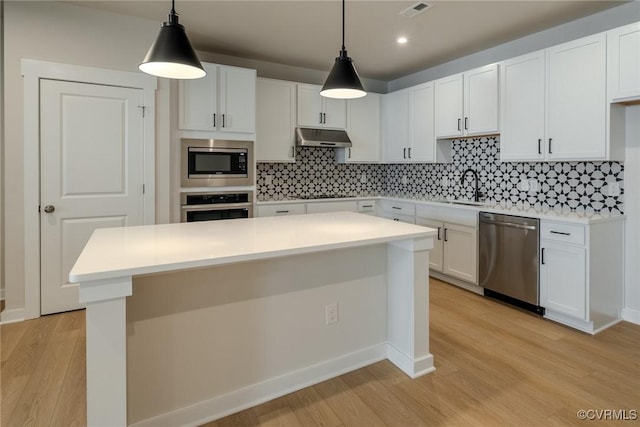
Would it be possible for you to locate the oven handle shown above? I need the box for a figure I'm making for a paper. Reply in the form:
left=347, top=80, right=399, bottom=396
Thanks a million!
left=181, top=203, right=253, bottom=212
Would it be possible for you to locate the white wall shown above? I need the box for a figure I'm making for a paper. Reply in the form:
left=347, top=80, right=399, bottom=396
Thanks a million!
left=624, top=105, right=640, bottom=322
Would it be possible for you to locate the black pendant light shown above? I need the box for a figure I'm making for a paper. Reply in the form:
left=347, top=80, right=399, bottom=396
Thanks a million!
left=139, top=0, right=206, bottom=79
left=320, top=0, right=366, bottom=99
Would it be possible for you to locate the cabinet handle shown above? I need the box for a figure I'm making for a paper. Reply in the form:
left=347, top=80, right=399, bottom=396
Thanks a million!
left=464, top=117, right=468, bottom=130
left=213, top=113, right=216, bottom=128
left=538, top=139, right=542, bottom=155
left=548, top=138, right=552, bottom=154
left=361, top=204, right=373, bottom=208
left=392, top=206, right=401, bottom=210
left=444, top=228, right=448, bottom=242
left=408, top=147, right=412, bottom=159
left=319, top=112, right=323, bottom=124
left=393, top=218, right=400, bottom=222
left=290, top=146, right=295, bottom=158
left=541, top=248, right=545, bottom=265
left=275, top=210, right=290, bottom=214
left=348, top=148, right=352, bottom=159
left=323, top=113, right=327, bottom=124
left=437, top=227, right=441, bottom=241
left=457, top=118, right=461, bottom=131
left=550, top=230, right=571, bottom=236
left=222, top=114, right=226, bottom=128
left=403, top=148, right=407, bottom=159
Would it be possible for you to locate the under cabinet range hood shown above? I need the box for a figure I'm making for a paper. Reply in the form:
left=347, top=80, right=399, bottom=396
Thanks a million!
left=295, top=127, right=352, bottom=148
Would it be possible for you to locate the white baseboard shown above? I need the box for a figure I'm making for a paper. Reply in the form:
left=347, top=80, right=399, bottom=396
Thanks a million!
left=430, top=271, right=483, bottom=295
left=622, top=307, right=640, bottom=325
left=0, top=308, right=25, bottom=325
left=130, top=343, right=388, bottom=427
left=386, top=343, right=435, bottom=379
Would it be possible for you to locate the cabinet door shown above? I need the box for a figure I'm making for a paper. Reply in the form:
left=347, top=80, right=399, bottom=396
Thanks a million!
left=347, top=93, right=381, bottom=162
left=218, top=66, right=256, bottom=133
left=442, top=223, right=477, bottom=284
left=322, top=97, right=347, bottom=129
left=297, top=84, right=323, bottom=127
left=178, top=62, right=218, bottom=131
left=500, top=51, right=546, bottom=161
left=546, top=33, right=606, bottom=160
left=382, top=90, right=409, bottom=162
left=408, top=83, right=435, bottom=162
left=256, top=78, right=296, bottom=162
left=607, top=22, right=640, bottom=101
left=540, top=241, right=586, bottom=319
left=435, top=74, right=463, bottom=138
left=416, top=218, right=443, bottom=272
left=464, top=64, right=499, bottom=136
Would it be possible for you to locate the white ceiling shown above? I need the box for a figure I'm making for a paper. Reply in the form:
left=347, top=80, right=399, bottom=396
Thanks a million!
left=67, top=0, right=626, bottom=81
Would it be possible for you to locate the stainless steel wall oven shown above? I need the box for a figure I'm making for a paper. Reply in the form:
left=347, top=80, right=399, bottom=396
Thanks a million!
left=180, top=191, right=253, bottom=222
left=181, top=138, right=254, bottom=187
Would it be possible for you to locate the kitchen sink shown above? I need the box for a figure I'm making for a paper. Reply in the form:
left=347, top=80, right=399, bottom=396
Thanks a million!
left=432, top=199, right=489, bottom=207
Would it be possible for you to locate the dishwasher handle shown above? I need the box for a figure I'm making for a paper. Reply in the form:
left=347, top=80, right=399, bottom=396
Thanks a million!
left=480, top=219, right=537, bottom=231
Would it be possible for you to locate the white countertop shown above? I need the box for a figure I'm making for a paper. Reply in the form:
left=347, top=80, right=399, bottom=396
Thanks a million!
left=69, top=212, right=436, bottom=283
left=257, top=196, right=624, bottom=224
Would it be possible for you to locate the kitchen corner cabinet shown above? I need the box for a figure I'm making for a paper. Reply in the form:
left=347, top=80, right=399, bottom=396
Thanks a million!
left=540, top=219, right=624, bottom=334
left=178, top=63, right=256, bottom=133
left=434, top=64, right=499, bottom=139
left=297, top=84, right=347, bottom=129
left=256, top=78, right=296, bottom=162
left=607, top=22, right=640, bottom=102
left=336, top=93, right=382, bottom=163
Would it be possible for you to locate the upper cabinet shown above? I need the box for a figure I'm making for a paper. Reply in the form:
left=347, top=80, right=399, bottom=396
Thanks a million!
left=256, top=78, right=296, bottom=162
left=501, top=33, right=620, bottom=162
left=178, top=63, right=256, bottom=134
left=382, top=89, right=409, bottom=162
left=297, top=84, right=347, bottom=129
left=434, top=64, right=499, bottom=139
left=337, top=93, right=382, bottom=163
left=607, top=22, right=640, bottom=102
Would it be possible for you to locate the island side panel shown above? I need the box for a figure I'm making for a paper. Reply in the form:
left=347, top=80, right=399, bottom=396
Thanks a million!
left=126, top=245, right=388, bottom=426
left=386, top=237, right=434, bottom=378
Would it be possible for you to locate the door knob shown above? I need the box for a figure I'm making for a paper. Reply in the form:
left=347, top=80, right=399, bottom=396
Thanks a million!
left=43, top=205, right=55, bottom=213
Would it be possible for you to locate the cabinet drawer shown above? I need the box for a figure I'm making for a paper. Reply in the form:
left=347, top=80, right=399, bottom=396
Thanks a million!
left=357, top=200, right=377, bottom=213
left=257, top=203, right=306, bottom=217
left=381, top=212, right=415, bottom=224
left=380, top=200, right=415, bottom=216
left=541, top=221, right=585, bottom=245
left=306, top=201, right=358, bottom=214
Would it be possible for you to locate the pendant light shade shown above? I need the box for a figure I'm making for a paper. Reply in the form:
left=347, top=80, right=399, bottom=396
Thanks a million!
left=320, top=0, right=366, bottom=99
left=139, top=1, right=206, bottom=79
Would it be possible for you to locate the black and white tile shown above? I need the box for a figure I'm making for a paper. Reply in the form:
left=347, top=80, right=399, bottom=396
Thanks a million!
left=257, top=137, right=624, bottom=214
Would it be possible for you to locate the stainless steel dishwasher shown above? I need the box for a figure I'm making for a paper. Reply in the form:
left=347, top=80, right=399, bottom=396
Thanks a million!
left=479, top=212, right=544, bottom=315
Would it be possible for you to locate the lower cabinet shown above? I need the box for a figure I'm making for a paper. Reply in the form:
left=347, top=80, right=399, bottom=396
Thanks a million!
left=379, top=199, right=416, bottom=223
left=257, top=203, right=306, bottom=217
left=539, top=219, right=624, bottom=334
left=416, top=217, right=478, bottom=284
left=258, top=199, right=376, bottom=217
left=306, top=201, right=358, bottom=214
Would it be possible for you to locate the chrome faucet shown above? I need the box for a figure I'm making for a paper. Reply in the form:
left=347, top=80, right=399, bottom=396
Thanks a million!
left=461, top=169, right=481, bottom=202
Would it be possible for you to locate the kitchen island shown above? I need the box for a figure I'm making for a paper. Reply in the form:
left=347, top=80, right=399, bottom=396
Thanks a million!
left=69, top=212, right=436, bottom=427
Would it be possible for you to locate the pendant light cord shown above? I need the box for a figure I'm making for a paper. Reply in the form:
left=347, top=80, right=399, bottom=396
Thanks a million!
left=171, top=0, right=176, bottom=15
left=341, top=0, right=346, bottom=51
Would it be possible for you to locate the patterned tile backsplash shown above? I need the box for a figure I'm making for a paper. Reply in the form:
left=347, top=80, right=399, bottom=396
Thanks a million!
left=257, top=136, right=624, bottom=214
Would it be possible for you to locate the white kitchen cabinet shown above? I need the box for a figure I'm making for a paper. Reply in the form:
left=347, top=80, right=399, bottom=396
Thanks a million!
left=607, top=22, right=640, bottom=102
left=382, top=89, right=409, bottom=162
left=179, top=63, right=256, bottom=133
left=257, top=203, right=306, bottom=217
left=337, top=93, right=381, bottom=163
left=416, top=218, right=443, bottom=271
left=408, top=82, right=436, bottom=162
left=539, top=219, right=624, bottom=334
left=297, top=84, right=347, bottom=129
left=256, top=78, right=296, bottom=162
left=546, top=33, right=606, bottom=160
left=434, top=64, right=498, bottom=139
left=500, top=51, right=546, bottom=161
left=306, top=200, right=358, bottom=214
left=380, top=199, right=416, bottom=223
left=357, top=200, right=377, bottom=215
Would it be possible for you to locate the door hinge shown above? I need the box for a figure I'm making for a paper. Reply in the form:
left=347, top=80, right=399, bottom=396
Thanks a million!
left=138, top=105, right=147, bottom=117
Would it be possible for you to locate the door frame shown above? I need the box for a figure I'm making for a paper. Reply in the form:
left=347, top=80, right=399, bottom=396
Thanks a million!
left=22, top=59, right=157, bottom=320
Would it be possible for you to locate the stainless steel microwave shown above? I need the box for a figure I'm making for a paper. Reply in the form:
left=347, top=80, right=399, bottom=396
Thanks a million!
left=181, top=139, right=254, bottom=187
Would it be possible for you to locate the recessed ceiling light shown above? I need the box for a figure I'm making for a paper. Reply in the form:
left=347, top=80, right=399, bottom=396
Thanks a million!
left=397, top=36, right=408, bottom=44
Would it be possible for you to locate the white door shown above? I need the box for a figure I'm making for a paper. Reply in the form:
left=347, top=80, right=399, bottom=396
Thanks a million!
left=382, top=89, right=408, bottom=162
left=256, top=78, right=296, bottom=162
left=540, top=241, right=587, bottom=319
left=178, top=62, right=217, bottom=131
left=464, top=63, right=499, bottom=136
left=416, top=218, right=443, bottom=272
left=322, top=97, right=347, bottom=129
left=500, top=51, right=546, bottom=161
left=297, top=84, right=323, bottom=127
left=408, top=82, right=435, bottom=162
left=442, top=223, right=478, bottom=284
left=434, top=73, right=463, bottom=138
left=219, top=65, right=256, bottom=133
left=347, top=93, right=381, bottom=162
left=40, top=79, right=145, bottom=315
left=607, top=22, right=640, bottom=101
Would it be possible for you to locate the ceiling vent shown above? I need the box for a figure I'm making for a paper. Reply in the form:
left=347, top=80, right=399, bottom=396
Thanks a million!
left=399, top=2, right=432, bottom=18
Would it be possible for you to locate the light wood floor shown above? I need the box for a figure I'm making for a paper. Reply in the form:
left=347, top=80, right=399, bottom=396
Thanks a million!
left=2, top=279, right=639, bottom=426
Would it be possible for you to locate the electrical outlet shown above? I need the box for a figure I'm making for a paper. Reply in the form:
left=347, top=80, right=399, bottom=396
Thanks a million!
left=325, top=302, right=338, bottom=325
left=607, top=182, right=621, bottom=196
left=265, top=175, right=273, bottom=185
left=360, top=172, right=367, bottom=184
left=401, top=175, right=408, bottom=185
left=528, top=179, right=539, bottom=192
left=441, top=176, right=449, bottom=188
left=518, top=179, right=530, bottom=191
